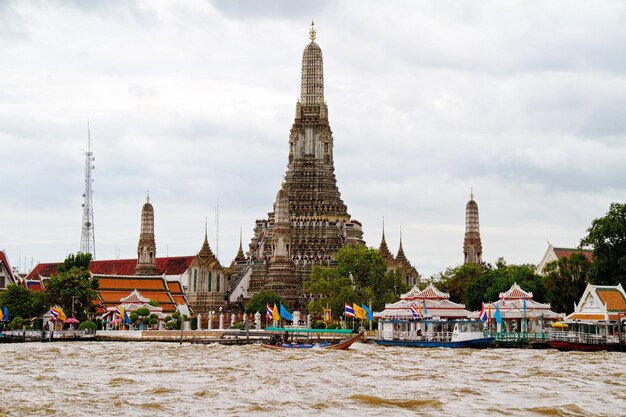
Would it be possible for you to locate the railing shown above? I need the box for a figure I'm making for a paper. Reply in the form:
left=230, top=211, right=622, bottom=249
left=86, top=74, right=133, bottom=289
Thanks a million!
left=391, top=331, right=453, bottom=342
left=495, top=332, right=547, bottom=343
left=546, top=331, right=620, bottom=345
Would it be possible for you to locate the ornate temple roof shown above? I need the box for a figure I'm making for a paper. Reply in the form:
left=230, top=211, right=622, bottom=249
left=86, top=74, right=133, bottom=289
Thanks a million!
left=402, top=283, right=450, bottom=300
left=300, top=21, right=324, bottom=105
left=120, top=289, right=150, bottom=304
left=567, top=283, right=626, bottom=321
left=378, top=224, right=394, bottom=262
left=499, top=282, right=533, bottom=300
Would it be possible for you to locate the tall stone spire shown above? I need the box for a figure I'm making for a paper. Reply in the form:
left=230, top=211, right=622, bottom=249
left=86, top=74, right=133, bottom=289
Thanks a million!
left=379, top=218, right=394, bottom=262
left=396, top=227, right=408, bottom=263
left=135, top=192, right=157, bottom=275
left=464, top=189, right=482, bottom=265
left=241, top=23, right=364, bottom=305
left=235, top=227, right=246, bottom=261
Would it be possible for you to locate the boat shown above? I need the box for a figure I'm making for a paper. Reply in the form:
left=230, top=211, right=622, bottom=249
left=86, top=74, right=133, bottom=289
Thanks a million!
left=374, top=318, right=494, bottom=348
left=547, top=320, right=626, bottom=352
left=262, top=327, right=363, bottom=350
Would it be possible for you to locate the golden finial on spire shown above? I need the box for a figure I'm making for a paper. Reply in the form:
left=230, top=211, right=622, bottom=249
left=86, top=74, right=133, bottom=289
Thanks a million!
left=309, top=19, right=316, bottom=41
left=470, top=187, right=474, bottom=200
left=146, top=190, right=150, bottom=203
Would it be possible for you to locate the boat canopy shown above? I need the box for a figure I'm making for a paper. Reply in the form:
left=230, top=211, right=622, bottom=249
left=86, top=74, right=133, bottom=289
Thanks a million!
left=266, top=327, right=354, bottom=334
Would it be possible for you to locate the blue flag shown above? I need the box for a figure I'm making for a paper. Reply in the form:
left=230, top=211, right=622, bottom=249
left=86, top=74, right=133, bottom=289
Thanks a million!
left=123, top=309, right=131, bottom=324
left=2, top=306, right=8, bottom=322
left=279, top=303, right=293, bottom=321
left=523, top=296, right=527, bottom=313
left=361, top=304, right=373, bottom=321
left=494, top=304, right=502, bottom=325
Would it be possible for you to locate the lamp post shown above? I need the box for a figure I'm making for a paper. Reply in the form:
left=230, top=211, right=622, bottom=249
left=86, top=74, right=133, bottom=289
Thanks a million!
left=219, top=306, right=224, bottom=330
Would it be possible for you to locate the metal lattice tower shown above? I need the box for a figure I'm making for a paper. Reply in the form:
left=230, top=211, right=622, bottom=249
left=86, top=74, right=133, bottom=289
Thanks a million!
left=80, top=122, right=96, bottom=258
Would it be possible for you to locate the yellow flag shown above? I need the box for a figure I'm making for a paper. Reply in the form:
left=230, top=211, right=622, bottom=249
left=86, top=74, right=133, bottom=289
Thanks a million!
left=56, top=306, right=67, bottom=321
left=272, top=303, right=280, bottom=321
left=0, top=308, right=4, bottom=321
left=353, top=303, right=367, bottom=320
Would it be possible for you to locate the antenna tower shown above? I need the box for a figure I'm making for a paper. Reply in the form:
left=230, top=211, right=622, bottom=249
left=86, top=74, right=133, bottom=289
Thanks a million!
left=80, top=121, right=96, bottom=258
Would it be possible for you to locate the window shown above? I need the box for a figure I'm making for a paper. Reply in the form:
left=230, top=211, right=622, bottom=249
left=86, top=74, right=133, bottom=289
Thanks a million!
left=193, top=270, right=197, bottom=292
left=0, top=276, right=5, bottom=289
left=216, top=273, right=220, bottom=292
left=208, top=271, right=212, bottom=292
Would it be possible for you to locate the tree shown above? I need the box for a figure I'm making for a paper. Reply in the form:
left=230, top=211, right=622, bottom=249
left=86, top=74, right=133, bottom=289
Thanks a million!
left=44, top=252, right=99, bottom=321
left=244, top=290, right=286, bottom=315
left=580, top=202, right=626, bottom=286
left=0, top=284, right=45, bottom=320
left=303, top=245, right=409, bottom=319
left=542, top=252, right=591, bottom=313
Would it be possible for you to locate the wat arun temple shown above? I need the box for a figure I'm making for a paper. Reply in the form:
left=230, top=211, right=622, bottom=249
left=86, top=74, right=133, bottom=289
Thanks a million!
left=229, top=23, right=365, bottom=305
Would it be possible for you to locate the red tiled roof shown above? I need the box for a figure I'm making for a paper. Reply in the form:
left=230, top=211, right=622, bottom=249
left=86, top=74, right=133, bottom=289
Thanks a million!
left=25, top=280, right=42, bottom=291
left=597, top=289, right=626, bottom=312
left=553, top=248, right=594, bottom=263
left=0, top=250, right=15, bottom=283
left=27, top=256, right=194, bottom=279
left=25, top=262, right=60, bottom=280
left=98, top=276, right=168, bottom=291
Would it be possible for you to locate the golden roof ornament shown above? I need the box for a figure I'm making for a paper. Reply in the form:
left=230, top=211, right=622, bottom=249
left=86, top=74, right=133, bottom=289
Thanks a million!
left=309, top=19, right=316, bottom=42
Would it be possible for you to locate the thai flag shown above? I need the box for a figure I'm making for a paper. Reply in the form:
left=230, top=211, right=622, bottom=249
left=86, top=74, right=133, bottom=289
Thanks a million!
left=50, top=308, right=58, bottom=320
left=479, top=303, right=488, bottom=321
left=266, top=303, right=273, bottom=320
left=115, top=305, right=120, bottom=317
left=410, top=304, right=420, bottom=319
left=345, top=303, right=355, bottom=318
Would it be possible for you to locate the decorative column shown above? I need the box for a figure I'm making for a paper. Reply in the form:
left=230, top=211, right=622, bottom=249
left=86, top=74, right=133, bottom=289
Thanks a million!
left=230, top=313, right=236, bottom=327
left=219, top=309, right=224, bottom=330
left=254, top=311, right=261, bottom=330
left=196, top=314, right=202, bottom=331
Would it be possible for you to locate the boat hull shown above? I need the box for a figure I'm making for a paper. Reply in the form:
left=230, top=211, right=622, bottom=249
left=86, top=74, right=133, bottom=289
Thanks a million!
left=262, top=332, right=362, bottom=350
left=374, top=337, right=494, bottom=349
left=547, top=340, right=625, bottom=352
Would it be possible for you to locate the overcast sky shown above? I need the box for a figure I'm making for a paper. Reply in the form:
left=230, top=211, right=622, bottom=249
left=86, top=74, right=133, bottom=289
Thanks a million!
left=1, top=1, right=625, bottom=277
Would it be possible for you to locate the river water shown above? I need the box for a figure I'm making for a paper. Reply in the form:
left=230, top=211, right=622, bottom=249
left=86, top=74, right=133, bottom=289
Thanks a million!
left=1, top=341, right=625, bottom=417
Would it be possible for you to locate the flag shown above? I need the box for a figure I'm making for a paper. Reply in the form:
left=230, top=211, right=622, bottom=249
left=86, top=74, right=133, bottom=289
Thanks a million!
left=0, top=307, right=4, bottom=322
left=272, top=303, right=280, bottom=321
left=361, top=303, right=373, bottom=321
left=123, top=308, right=131, bottom=324
left=118, top=306, right=125, bottom=319
left=115, top=305, right=121, bottom=317
left=50, top=308, right=58, bottom=320
left=353, top=304, right=367, bottom=320
left=422, top=303, right=428, bottom=317
left=345, top=303, right=355, bottom=318
left=479, top=303, right=488, bottom=321
left=410, top=304, right=420, bottom=319
left=523, top=296, right=527, bottom=313
left=279, top=303, right=293, bottom=321
left=2, top=306, right=7, bottom=322
left=56, top=306, right=67, bottom=321
left=266, top=303, right=273, bottom=320
left=494, top=304, right=502, bottom=325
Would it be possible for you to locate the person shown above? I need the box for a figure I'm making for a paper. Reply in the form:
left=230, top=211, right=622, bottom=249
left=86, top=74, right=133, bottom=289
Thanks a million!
left=283, top=331, right=290, bottom=344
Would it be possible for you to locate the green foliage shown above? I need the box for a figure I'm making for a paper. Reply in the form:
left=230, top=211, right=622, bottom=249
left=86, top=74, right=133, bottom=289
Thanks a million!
left=304, top=245, right=407, bottom=320
left=129, top=312, right=139, bottom=322
left=435, top=258, right=545, bottom=311
left=78, top=320, right=97, bottom=331
left=580, top=202, right=626, bottom=286
left=245, top=290, right=286, bottom=314
left=230, top=322, right=243, bottom=329
left=148, top=300, right=159, bottom=307
left=326, top=323, right=341, bottom=329
left=0, top=284, right=45, bottom=319
left=312, top=320, right=326, bottom=329
left=166, top=320, right=178, bottom=329
left=44, top=252, right=99, bottom=322
left=8, top=317, right=25, bottom=330
left=141, top=316, right=150, bottom=325
left=149, top=318, right=158, bottom=326
left=542, top=252, right=590, bottom=313
left=135, top=307, right=150, bottom=317
left=149, top=313, right=158, bottom=320
left=172, top=311, right=181, bottom=320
